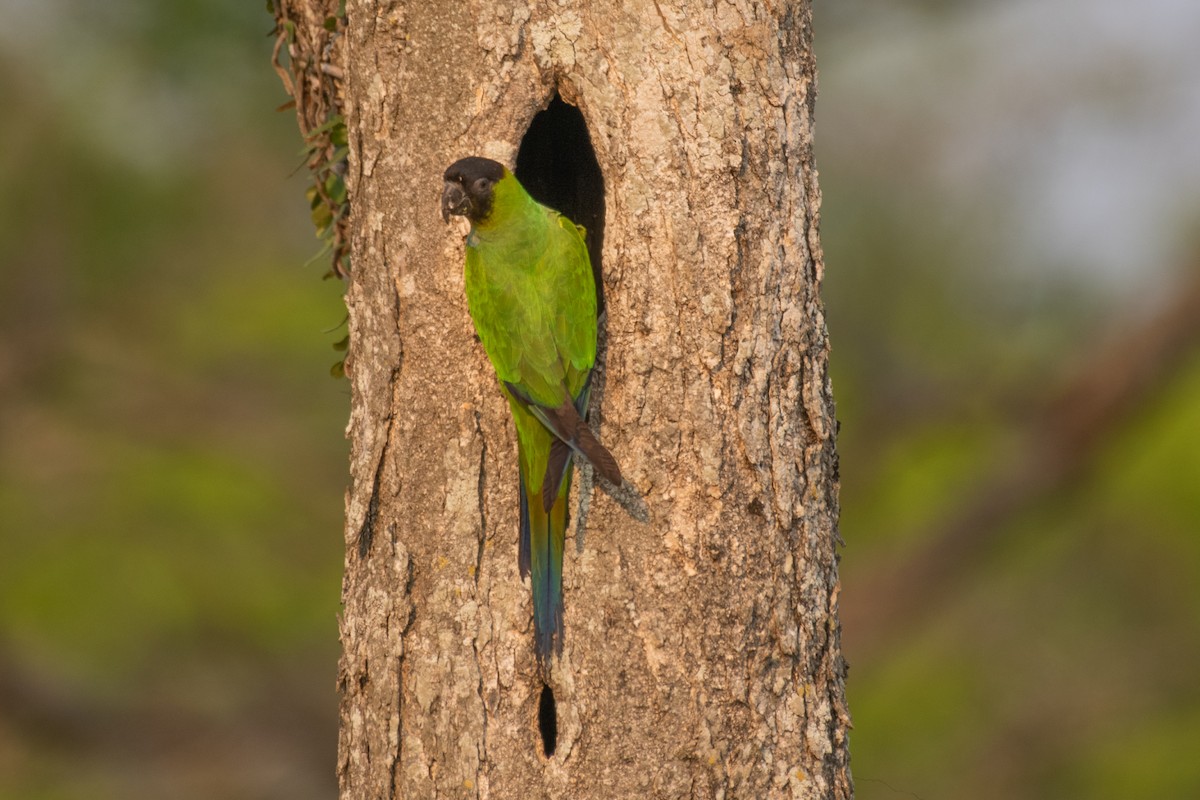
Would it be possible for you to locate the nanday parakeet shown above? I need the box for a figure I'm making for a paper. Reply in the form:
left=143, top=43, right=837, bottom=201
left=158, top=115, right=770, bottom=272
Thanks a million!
left=441, top=156, right=622, bottom=670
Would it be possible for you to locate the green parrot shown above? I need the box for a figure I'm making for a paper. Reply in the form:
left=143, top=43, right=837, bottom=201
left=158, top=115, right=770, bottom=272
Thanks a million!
left=441, top=156, right=622, bottom=669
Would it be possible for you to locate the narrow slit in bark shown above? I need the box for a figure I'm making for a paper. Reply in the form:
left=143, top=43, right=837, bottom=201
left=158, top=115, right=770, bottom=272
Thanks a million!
left=515, top=93, right=606, bottom=312
left=538, top=683, right=558, bottom=757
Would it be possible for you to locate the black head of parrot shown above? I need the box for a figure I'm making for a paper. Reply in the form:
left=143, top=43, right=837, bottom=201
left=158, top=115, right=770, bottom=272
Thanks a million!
left=442, top=157, right=505, bottom=224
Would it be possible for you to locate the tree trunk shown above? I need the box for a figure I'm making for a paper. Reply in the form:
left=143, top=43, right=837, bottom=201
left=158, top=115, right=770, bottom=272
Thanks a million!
left=295, top=1, right=851, bottom=797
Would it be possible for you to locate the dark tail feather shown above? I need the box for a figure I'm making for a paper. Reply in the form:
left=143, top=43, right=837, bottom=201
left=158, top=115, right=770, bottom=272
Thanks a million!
left=542, top=439, right=572, bottom=513
left=504, top=379, right=622, bottom=489
left=518, top=466, right=531, bottom=580
left=531, top=401, right=622, bottom=497
left=541, top=381, right=606, bottom=512
left=575, top=423, right=622, bottom=486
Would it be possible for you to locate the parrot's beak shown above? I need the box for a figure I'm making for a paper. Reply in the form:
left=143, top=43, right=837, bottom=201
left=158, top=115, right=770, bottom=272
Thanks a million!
left=441, top=181, right=469, bottom=223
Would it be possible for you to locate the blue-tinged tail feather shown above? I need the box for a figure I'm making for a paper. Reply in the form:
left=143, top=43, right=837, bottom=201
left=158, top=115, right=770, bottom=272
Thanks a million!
left=527, top=477, right=568, bottom=668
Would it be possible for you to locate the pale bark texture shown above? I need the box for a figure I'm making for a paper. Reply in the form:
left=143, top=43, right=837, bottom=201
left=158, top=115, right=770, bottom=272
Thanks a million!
left=309, top=1, right=851, bottom=797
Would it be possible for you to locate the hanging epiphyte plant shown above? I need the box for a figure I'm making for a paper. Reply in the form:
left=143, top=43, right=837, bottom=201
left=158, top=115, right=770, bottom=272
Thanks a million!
left=270, top=0, right=351, bottom=377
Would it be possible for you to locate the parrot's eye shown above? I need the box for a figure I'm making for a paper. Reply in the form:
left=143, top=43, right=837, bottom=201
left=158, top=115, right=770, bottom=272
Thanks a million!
left=473, top=177, right=491, bottom=193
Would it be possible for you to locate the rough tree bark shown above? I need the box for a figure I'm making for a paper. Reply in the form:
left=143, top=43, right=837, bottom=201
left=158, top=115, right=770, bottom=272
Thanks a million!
left=280, top=1, right=852, bottom=798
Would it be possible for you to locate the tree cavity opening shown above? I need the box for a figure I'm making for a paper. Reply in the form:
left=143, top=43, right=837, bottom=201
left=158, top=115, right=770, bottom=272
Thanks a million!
left=515, top=94, right=607, bottom=311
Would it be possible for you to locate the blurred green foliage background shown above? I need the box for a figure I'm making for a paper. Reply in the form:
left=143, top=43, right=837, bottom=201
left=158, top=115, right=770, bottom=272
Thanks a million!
left=1, top=2, right=345, bottom=797
left=2, top=1, right=1198, bottom=799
